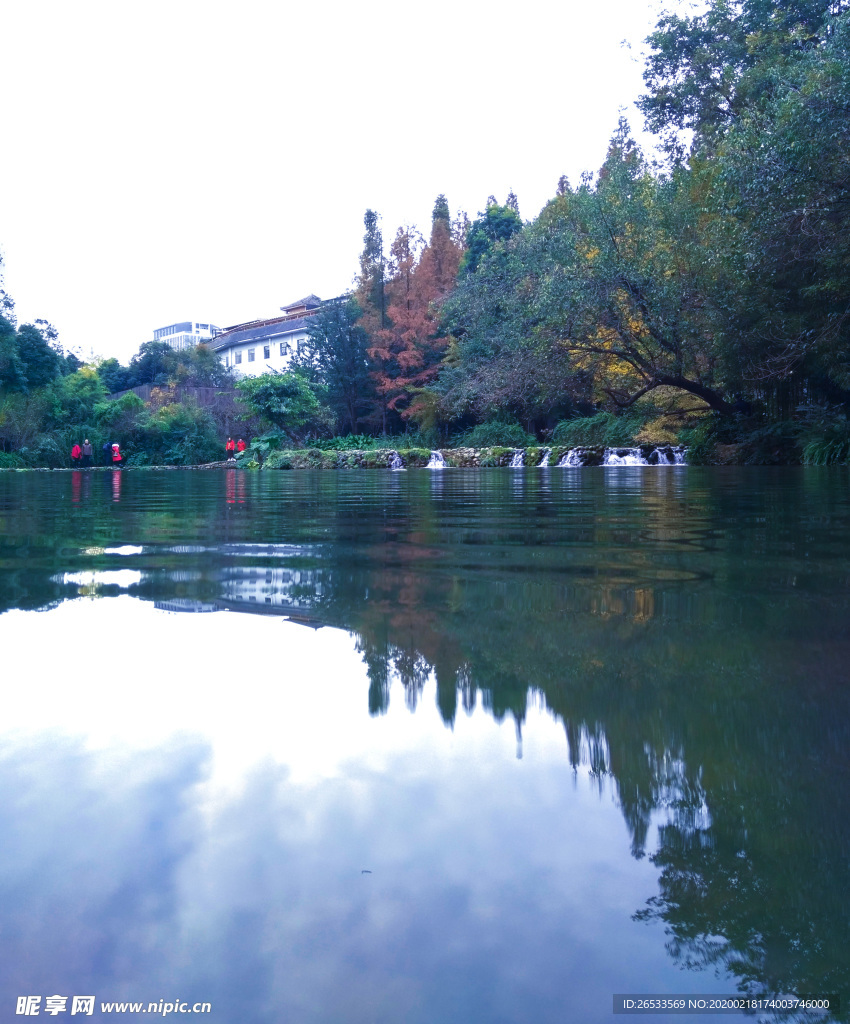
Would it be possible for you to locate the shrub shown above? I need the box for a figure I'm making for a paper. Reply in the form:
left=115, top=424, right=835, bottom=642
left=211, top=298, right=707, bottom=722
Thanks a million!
left=310, top=434, right=390, bottom=451
left=0, top=452, right=25, bottom=469
left=802, top=422, right=850, bottom=465
left=457, top=420, right=535, bottom=448
left=551, top=412, right=642, bottom=447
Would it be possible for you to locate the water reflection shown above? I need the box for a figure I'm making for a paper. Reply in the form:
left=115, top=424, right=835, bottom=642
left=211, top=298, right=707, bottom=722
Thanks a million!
left=1, top=468, right=849, bottom=1019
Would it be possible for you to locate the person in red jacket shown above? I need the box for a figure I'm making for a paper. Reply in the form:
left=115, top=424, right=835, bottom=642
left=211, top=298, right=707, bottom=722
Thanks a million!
left=225, top=437, right=236, bottom=461
left=71, top=443, right=82, bottom=466
left=236, top=438, right=247, bottom=453
left=111, top=443, right=123, bottom=468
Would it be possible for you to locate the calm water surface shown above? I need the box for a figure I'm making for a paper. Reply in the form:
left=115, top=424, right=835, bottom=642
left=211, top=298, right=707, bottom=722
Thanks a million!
left=0, top=467, right=848, bottom=1023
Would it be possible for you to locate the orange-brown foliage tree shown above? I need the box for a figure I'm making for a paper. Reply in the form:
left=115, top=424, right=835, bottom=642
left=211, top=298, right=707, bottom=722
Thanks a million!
left=366, top=196, right=464, bottom=424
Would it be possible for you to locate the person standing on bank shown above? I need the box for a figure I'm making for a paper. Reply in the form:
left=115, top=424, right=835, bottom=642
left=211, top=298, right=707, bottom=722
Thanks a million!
left=226, top=437, right=236, bottom=461
left=111, top=443, right=123, bottom=468
left=237, top=438, right=246, bottom=454
left=71, top=442, right=82, bottom=466
left=102, top=440, right=113, bottom=467
left=82, top=439, right=93, bottom=467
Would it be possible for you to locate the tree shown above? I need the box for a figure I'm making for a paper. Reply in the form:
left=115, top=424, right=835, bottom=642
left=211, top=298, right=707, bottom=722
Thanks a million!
left=45, top=366, right=107, bottom=427
left=97, top=358, right=134, bottom=394
left=236, top=371, right=331, bottom=441
left=171, top=344, right=235, bottom=388
left=15, top=322, right=61, bottom=390
left=639, top=0, right=850, bottom=154
left=368, top=200, right=465, bottom=424
left=128, top=341, right=175, bottom=386
left=367, top=226, right=426, bottom=420
left=0, top=313, right=26, bottom=393
left=460, top=199, right=523, bottom=275
left=441, top=124, right=745, bottom=420
left=355, top=209, right=386, bottom=335
left=299, top=297, right=375, bottom=434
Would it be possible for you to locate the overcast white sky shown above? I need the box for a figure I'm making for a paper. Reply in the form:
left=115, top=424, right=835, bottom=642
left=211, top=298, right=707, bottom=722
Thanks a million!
left=1, top=0, right=676, bottom=364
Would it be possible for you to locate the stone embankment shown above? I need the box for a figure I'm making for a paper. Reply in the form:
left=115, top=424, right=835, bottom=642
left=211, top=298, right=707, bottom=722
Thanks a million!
left=244, top=445, right=687, bottom=470
left=0, top=447, right=689, bottom=471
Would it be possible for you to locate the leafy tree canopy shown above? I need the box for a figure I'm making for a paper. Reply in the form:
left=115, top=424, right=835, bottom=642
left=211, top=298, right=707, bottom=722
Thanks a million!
left=460, top=200, right=523, bottom=275
left=236, top=370, right=332, bottom=441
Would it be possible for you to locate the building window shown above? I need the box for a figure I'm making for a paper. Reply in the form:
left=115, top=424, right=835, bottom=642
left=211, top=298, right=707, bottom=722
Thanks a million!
left=263, top=345, right=270, bottom=359
left=248, top=349, right=255, bottom=362
left=280, top=342, right=288, bottom=356
left=235, top=351, right=242, bottom=364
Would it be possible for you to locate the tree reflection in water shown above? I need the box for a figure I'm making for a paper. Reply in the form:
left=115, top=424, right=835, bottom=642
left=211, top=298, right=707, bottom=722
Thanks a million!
left=1, top=467, right=849, bottom=1015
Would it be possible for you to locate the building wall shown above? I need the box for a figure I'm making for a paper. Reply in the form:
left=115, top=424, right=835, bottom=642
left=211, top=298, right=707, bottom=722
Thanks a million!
left=218, top=327, right=311, bottom=377
left=154, top=322, right=221, bottom=352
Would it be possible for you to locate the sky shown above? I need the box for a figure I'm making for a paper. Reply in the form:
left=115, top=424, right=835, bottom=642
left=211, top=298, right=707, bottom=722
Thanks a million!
left=1, top=0, right=676, bottom=365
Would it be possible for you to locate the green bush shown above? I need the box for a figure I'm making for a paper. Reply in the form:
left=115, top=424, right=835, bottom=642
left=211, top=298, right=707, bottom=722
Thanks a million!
left=311, top=435, right=383, bottom=451
left=551, top=412, right=642, bottom=447
left=312, top=432, right=441, bottom=452
left=457, top=421, right=535, bottom=448
left=678, top=420, right=719, bottom=465
left=0, top=452, right=25, bottom=469
left=802, top=422, right=850, bottom=465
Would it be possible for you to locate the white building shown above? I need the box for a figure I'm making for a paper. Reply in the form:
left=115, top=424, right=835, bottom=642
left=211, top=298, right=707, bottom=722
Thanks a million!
left=153, top=321, right=222, bottom=352
left=208, top=295, right=323, bottom=376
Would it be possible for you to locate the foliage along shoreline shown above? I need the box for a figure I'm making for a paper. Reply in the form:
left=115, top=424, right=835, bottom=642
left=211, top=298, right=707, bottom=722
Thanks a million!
left=3, top=0, right=850, bottom=468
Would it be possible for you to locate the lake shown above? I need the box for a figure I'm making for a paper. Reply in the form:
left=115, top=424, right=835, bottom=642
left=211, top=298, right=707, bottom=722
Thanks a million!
left=0, top=466, right=848, bottom=1023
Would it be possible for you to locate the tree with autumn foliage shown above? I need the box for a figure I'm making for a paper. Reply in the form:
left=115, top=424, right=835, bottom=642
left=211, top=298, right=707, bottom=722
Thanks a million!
left=363, top=196, right=464, bottom=429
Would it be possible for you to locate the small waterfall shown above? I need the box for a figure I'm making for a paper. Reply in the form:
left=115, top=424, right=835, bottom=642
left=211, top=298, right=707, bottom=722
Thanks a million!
left=555, top=445, right=688, bottom=467
left=603, top=448, right=646, bottom=466
left=557, top=449, right=583, bottom=467
left=538, top=448, right=551, bottom=467
left=387, top=450, right=404, bottom=471
left=427, top=450, right=447, bottom=470
left=509, top=449, right=524, bottom=468
left=605, top=446, right=688, bottom=466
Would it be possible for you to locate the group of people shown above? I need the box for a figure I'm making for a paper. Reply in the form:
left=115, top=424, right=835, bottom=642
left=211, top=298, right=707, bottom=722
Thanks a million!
left=70, top=440, right=123, bottom=468
left=225, top=438, right=247, bottom=460
left=69, top=436, right=247, bottom=468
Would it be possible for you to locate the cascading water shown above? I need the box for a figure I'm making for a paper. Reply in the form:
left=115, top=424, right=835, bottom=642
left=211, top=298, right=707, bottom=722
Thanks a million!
left=603, top=448, right=647, bottom=466
left=556, top=446, right=688, bottom=467
left=509, top=450, right=525, bottom=468
left=388, top=450, right=405, bottom=471
left=557, top=449, right=584, bottom=467
left=427, top=450, right=447, bottom=470
left=538, top=448, right=551, bottom=467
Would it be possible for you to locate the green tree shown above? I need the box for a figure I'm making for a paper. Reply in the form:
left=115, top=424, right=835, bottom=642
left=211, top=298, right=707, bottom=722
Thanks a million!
left=441, top=124, right=744, bottom=421
left=15, top=322, right=61, bottom=390
left=0, top=313, right=26, bottom=393
left=97, top=357, right=134, bottom=394
left=45, top=366, right=108, bottom=427
left=128, top=341, right=175, bottom=386
left=639, top=0, right=850, bottom=153
left=299, top=297, right=375, bottom=434
left=236, top=371, right=331, bottom=441
left=460, top=199, right=523, bottom=275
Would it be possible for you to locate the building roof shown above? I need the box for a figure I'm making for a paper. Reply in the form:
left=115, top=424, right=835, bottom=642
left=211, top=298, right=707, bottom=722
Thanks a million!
left=207, top=314, right=314, bottom=352
left=281, top=294, right=322, bottom=313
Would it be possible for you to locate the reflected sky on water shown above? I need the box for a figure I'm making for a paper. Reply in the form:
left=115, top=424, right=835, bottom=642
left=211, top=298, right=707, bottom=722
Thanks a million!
left=1, top=468, right=849, bottom=1022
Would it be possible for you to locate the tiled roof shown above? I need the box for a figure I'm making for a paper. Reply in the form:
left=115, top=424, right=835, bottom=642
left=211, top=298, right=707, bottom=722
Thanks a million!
left=281, top=294, right=322, bottom=312
left=208, top=315, right=313, bottom=352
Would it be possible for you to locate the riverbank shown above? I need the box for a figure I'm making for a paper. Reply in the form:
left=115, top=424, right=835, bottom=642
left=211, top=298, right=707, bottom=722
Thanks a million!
left=246, top=445, right=687, bottom=469
left=1, top=441, right=837, bottom=471
left=0, top=462, right=238, bottom=472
